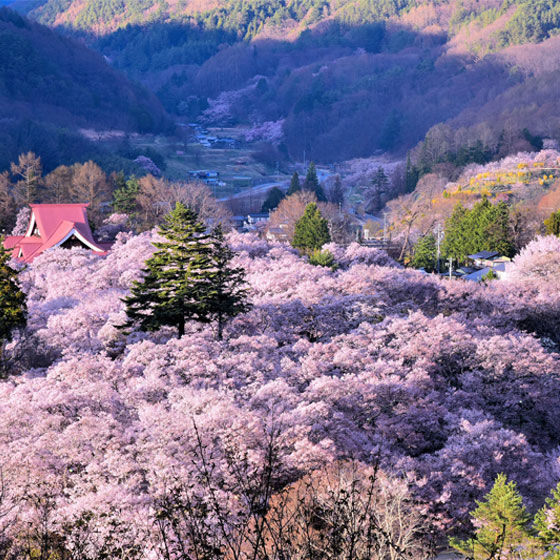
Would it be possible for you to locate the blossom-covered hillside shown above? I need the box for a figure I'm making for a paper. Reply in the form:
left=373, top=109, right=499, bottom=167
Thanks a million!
left=1, top=231, right=560, bottom=556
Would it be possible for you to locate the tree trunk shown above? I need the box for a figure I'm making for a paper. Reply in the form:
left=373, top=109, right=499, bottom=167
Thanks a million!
left=178, top=320, right=185, bottom=338
left=0, top=340, right=5, bottom=379
left=399, top=221, right=413, bottom=262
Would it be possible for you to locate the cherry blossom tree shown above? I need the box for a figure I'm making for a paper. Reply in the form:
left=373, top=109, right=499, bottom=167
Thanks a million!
left=0, top=225, right=558, bottom=557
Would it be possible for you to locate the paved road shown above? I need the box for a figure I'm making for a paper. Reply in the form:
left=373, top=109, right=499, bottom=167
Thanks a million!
left=434, top=552, right=462, bottom=559
left=218, top=181, right=287, bottom=202
left=218, top=167, right=334, bottom=202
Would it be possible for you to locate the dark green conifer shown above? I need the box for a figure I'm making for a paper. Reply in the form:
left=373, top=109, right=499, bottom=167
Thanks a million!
left=121, top=202, right=213, bottom=338
left=303, top=162, right=327, bottom=202
left=442, top=203, right=469, bottom=263
left=261, top=187, right=285, bottom=213
left=467, top=197, right=494, bottom=254
left=484, top=201, right=513, bottom=257
left=0, top=239, right=26, bottom=372
left=443, top=198, right=513, bottom=263
left=368, top=166, right=389, bottom=211
left=292, top=202, right=330, bottom=253
left=405, top=152, right=419, bottom=193
left=205, top=225, right=250, bottom=340
left=287, top=172, right=301, bottom=196
left=411, top=234, right=437, bottom=272
left=330, top=175, right=344, bottom=205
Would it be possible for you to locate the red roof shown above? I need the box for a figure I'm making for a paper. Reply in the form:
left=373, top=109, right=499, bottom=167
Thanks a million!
left=3, top=204, right=110, bottom=263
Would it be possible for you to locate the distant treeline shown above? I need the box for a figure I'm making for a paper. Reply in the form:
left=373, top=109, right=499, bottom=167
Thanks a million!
left=23, top=0, right=560, bottom=48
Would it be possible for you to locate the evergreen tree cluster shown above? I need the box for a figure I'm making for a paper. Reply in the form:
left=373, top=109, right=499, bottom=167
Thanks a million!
left=121, top=203, right=249, bottom=340
left=411, top=234, right=437, bottom=272
left=367, top=166, right=389, bottom=212
left=442, top=198, right=512, bottom=264
left=287, top=163, right=327, bottom=201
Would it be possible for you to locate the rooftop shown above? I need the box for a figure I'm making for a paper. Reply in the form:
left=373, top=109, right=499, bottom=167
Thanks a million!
left=467, top=250, right=500, bottom=260
left=3, top=203, right=110, bottom=263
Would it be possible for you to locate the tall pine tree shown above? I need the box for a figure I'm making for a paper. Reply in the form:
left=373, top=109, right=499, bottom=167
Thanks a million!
left=405, top=152, right=419, bottom=193
left=303, top=162, right=327, bottom=202
left=121, top=202, right=213, bottom=338
left=205, top=225, right=250, bottom=340
left=367, top=166, right=389, bottom=212
left=484, top=201, right=513, bottom=257
left=329, top=175, right=344, bottom=205
left=442, top=203, right=469, bottom=263
left=411, top=234, right=437, bottom=272
left=287, top=172, right=301, bottom=196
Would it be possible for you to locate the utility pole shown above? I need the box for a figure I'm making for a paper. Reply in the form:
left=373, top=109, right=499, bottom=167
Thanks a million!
left=383, top=212, right=388, bottom=246
left=435, top=222, right=443, bottom=274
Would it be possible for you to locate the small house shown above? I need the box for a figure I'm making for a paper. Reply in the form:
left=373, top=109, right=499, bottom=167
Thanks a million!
left=266, top=224, right=289, bottom=243
left=467, top=250, right=500, bottom=268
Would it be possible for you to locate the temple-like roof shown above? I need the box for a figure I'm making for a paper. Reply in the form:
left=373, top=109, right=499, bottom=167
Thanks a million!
left=3, top=204, right=110, bottom=263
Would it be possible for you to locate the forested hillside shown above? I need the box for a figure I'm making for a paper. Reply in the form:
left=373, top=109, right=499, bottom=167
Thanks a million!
left=11, top=0, right=560, bottom=163
left=0, top=7, right=170, bottom=172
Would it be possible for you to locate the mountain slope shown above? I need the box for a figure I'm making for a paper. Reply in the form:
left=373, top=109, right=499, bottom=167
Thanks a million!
left=0, top=7, right=167, bottom=131
left=0, top=7, right=171, bottom=172
left=15, top=0, right=560, bottom=48
left=12, top=0, right=560, bottom=164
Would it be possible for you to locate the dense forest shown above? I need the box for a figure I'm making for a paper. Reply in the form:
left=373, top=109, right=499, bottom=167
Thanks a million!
left=7, top=0, right=560, bottom=163
left=0, top=7, right=170, bottom=172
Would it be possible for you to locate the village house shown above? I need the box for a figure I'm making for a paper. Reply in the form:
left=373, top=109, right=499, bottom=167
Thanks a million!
left=456, top=251, right=513, bottom=282
left=266, top=223, right=290, bottom=243
left=3, top=204, right=111, bottom=263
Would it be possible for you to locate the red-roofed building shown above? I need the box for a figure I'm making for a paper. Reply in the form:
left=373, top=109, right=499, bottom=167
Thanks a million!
left=3, top=204, right=112, bottom=263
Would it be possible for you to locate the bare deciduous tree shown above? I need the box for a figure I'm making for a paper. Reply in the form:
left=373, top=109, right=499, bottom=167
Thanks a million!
left=11, top=152, right=42, bottom=207
left=137, top=176, right=231, bottom=230
left=43, top=165, right=73, bottom=204
left=153, top=423, right=429, bottom=560
left=69, top=162, right=110, bottom=226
